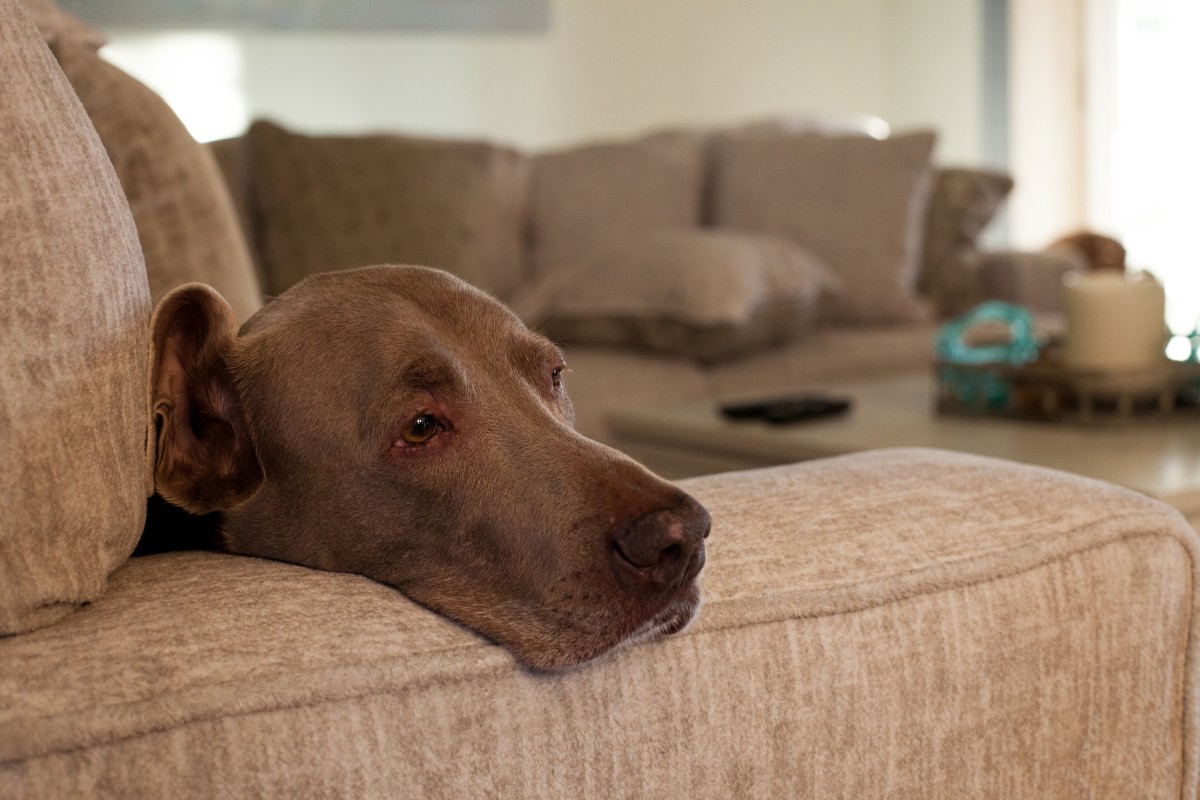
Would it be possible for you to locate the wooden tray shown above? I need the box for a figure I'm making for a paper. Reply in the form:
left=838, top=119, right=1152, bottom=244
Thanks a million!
left=936, top=358, right=1200, bottom=423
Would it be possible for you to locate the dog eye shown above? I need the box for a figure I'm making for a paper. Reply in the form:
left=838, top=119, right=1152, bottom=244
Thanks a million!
left=400, top=414, right=441, bottom=445
left=551, top=366, right=565, bottom=391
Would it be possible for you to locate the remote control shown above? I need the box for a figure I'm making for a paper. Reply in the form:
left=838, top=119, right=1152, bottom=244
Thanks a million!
left=720, top=394, right=852, bottom=424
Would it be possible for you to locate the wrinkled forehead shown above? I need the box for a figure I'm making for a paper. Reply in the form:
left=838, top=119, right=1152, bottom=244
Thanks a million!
left=246, top=265, right=514, bottom=333
left=237, top=265, right=561, bottom=398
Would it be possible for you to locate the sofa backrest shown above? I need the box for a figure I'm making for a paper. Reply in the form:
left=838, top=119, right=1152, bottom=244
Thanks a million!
left=14, top=0, right=263, bottom=325
left=226, top=120, right=531, bottom=301
left=528, top=129, right=710, bottom=285
left=48, top=39, right=263, bottom=323
left=0, top=0, right=151, bottom=634
left=14, top=0, right=104, bottom=49
left=211, top=118, right=1013, bottom=327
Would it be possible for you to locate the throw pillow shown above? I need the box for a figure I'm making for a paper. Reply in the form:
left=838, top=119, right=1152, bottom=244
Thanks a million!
left=530, top=129, right=708, bottom=280
left=0, top=0, right=150, bottom=633
left=513, top=229, right=838, bottom=364
left=207, top=136, right=258, bottom=268
left=920, top=167, right=1014, bottom=316
left=52, top=42, right=264, bottom=323
left=711, top=129, right=937, bottom=324
left=247, top=120, right=530, bottom=300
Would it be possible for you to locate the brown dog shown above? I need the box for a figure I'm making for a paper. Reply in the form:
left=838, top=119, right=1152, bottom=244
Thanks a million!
left=148, top=265, right=710, bottom=670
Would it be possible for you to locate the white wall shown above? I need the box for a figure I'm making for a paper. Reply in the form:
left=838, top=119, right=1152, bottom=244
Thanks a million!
left=881, top=0, right=985, bottom=166
left=104, top=0, right=986, bottom=163
left=1007, top=0, right=1087, bottom=249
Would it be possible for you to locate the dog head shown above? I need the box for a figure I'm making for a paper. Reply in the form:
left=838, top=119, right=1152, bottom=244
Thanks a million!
left=149, top=265, right=710, bottom=670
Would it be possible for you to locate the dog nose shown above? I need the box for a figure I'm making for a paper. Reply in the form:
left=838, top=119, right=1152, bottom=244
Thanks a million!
left=612, top=497, right=710, bottom=589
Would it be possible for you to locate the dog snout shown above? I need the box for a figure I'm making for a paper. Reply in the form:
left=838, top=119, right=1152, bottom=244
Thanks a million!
left=612, top=496, right=711, bottom=589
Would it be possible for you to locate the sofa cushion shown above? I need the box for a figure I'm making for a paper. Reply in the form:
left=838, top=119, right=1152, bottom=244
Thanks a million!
left=52, top=42, right=263, bottom=323
left=705, top=321, right=941, bottom=400
left=17, top=0, right=105, bottom=49
left=975, top=249, right=1081, bottom=315
left=530, top=130, right=707, bottom=280
left=516, top=229, right=836, bottom=364
left=0, top=451, right=1195, bottom=796
left=247, top=120, right=530, bottom=299
left=711, top=129, right=937, bottom=324
left=207, top=136, right=258, bottom=271
left=919, top=167, right=1014, bottom=316
left=0, top=0, right=150, bottom=634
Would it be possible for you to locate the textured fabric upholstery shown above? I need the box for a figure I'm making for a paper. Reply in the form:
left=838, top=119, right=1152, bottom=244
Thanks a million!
left=706, top=322, right=942, bottom=399
left=207, top=136, right=260, bottom=276
left=247, top=120, right=530, bottom=300
left=51, top=43, right=263, bottom=322
left=919, top=167, right=1015, bottom=316
left=0, top=0, right=149, bottom=634
left=8, top=4, right=1185, bottom=796
left=515, top=229, right=836, bottom=364
left=15, top=0, right=103, bottom=48
left=712, top=130, right=937, bottom=324
left=530, top=130, right=708, bottom=280
left=975, top=249, right=1082, bottom=315
left=1, top=450, right=1195, bottom=797
left=556, top=324, right=938, bottom=444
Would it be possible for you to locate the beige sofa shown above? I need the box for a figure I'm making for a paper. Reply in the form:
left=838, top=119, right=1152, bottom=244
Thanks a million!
left=4, top=2, right=1198, bottom=797
left=204, top=106, right=1075, bottom=447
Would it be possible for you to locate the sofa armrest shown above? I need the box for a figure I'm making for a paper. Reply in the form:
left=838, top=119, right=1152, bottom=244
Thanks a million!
left=974, top=248, right=1083, bottom=314
left=683, top=448, right=1198, bottom=796
left=2, top=449, right=1195, bottom=797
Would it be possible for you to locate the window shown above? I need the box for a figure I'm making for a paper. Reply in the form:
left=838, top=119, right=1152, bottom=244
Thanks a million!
left=102, top=33, right=247, bottom=143
left=1088, top=0, right=1200, bottom=335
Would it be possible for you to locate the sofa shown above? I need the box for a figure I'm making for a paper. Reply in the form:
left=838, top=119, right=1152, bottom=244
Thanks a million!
left=202, top=90, right=1077, bottom=449
left=4, top=1, right=1198, bottom=797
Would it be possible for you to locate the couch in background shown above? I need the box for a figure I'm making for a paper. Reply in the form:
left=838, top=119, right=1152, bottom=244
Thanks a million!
left=4, top=2, right=1195, bottom=797
left=207, top=113, right=1076, bottom=445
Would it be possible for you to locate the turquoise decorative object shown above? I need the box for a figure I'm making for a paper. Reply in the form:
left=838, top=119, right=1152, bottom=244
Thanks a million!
left=935, top=301, right=1040, bottom=410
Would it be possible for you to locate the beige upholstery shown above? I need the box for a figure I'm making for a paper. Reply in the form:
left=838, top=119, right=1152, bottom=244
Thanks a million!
left=712, top=130, right=937, bottom=324
left=557, top=325, right=940, bottom=443
left=530, top=129, right=708, bottom=281
left=2, top=450, right=1196, bottom=797
left=515, top=229, right=835, bottom=364
left=16, top=0, right=103, bottom=48
left=207, top=136, right=259, bottom=275
left=247, top=120, right=530, bottom=300
left=706, top=322, right=942, bottom=399
left=919, top=167, right=1014, bottom=316
left=0, top=0, right=149, bottom=635
left=976, top=249, right=1081, bottom=315
left=52, top=43, right=263, bottom=323
left=9, top=4, right=1190, bottom=796
left=203, top=122, right=1066, bottom=453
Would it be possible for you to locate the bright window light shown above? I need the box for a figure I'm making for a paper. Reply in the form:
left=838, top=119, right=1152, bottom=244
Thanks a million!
left=1093, top=1, right=1200, bottom=335
left=102, top=33, right=247, bottom=143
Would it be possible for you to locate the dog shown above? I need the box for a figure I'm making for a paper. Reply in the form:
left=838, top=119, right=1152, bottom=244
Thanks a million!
left=147, top=264, right=710, bottom=670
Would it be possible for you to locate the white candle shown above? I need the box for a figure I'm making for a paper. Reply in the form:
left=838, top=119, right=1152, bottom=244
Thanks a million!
left=1062, top=271, right=1166, bottom=370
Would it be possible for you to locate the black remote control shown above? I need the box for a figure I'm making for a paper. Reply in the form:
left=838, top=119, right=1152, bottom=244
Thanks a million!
left=720, top=394, right=852, bottom=424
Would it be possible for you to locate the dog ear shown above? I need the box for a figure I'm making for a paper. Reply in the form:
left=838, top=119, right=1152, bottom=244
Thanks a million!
left=149, top=284, right=263, bottom=514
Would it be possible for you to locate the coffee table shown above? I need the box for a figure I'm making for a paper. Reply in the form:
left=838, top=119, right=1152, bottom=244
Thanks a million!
left=608, top=373, right=1200, bottom=527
